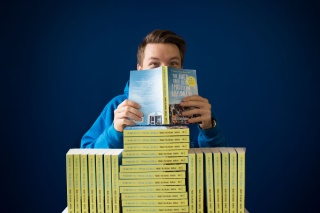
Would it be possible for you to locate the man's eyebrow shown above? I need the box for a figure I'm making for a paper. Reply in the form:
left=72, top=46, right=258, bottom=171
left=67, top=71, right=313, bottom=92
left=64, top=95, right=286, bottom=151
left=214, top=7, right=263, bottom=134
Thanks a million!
left=147, top=57, right=160, bottom=61
left=170, top=56, right=181, bottom=60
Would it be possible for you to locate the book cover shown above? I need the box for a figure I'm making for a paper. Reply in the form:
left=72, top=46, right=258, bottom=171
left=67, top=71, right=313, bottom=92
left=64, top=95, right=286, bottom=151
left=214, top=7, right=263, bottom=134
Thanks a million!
left=66, top=149, right=76, bottom=213
left=111, top=149, right=123, bottom=213
left=80, top=149, right=91, bottom=213
left=202, top=148, right=215, bottom=213
left=121, top=199, right=189, bottom=207
left=121, top=192, right=188, bottom=200
left=122, top=156, right=188, bottom=165
left=211, top=148, right=222, bottom=213
left=120, top=164, right=186, bottom=173
left=129, top=66, right=198, bottom=125
left=122, top=149, right=189, bottom=158
left=124, top=135, right=189, bottom=144
left=119, top=185, right=186, bottom=193
left=119, top=171, right=186, bottom=179
left=194, top=148, right=204, bottom=213
left=218, top=147, right=230, bottom=213
left=122, top=206, right=189, bottom=213
left=235, top=147, right=246, bottom=213
left=225, top=147, right=237, bottom=213
left=103, top=149, right=112, bottom=213
left=188, top=148, right=196, bottom=213
left=123, top=125, right=189, bottom=137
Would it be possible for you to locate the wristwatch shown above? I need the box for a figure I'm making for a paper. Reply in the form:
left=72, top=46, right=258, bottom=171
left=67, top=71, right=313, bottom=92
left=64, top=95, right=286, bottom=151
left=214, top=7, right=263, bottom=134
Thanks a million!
left=212, top=118, right=217, bottom=128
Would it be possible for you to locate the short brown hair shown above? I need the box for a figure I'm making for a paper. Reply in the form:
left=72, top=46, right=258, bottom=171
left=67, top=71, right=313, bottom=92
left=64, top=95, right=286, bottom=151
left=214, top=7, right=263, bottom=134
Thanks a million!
left=137, top=29, right=186, bottom=66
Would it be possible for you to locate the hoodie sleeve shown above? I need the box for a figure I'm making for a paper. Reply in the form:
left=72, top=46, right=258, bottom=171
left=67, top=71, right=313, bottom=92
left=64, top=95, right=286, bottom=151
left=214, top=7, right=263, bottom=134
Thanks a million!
left=80, top=96, right=125, bottom=148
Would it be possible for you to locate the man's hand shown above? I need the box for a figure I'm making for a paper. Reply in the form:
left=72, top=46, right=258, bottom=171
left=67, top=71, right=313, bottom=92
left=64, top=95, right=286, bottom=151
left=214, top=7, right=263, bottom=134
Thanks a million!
left=180, top=95, right=213, bottom=130
left=113, top=100, right=143, bottom=132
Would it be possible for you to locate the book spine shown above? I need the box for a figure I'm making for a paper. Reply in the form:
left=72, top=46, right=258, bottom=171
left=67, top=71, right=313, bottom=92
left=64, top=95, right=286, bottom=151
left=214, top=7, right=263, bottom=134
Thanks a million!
left=124, top=136, right=189, bottom=144
left=122, top=149, right=189, bottom=157
left=204, top=150, right=214, bottom=213
left=66, top=151, right=74, bottom=213
left=112, top=150, right=122, bottom=213
left=119, top=171, right=186, bottom=179
left=95, top=152, right=104, bottom=213
left=124, top=143, right=189, bottom=151
left=88, top=152, right=97, bottom=213
left=122, top=206, right=189, bottom=213
left=195, top=149, right=204, bottom=213
left=213, top=149, right=222, bottom=213
left=122, top=156, right=188, bottom=165
left=73, top=152, right=81, bottom=213
left=229, top=149, right=237, bottom=213
left=221, top=150, right=230, bottom=213
left=120, top=164, right=186, bottom=173
left=81, top=152, right=89, bottom=213
left=123, top=129, right=189, bottom=136
left=162, top=66, right=170, bottom=124
left=103, top=150, right=112, bottom=213
left=188, top=149, right=196, bottom=213
left=121, top=199, right=189, bottom=207
left=121, top=192, right=188, bottom=200
left=120, top=185, right=186, bottom=193
left=119, top=178, right=185, bottom=186
left=237, top=148, right=246, bottom=213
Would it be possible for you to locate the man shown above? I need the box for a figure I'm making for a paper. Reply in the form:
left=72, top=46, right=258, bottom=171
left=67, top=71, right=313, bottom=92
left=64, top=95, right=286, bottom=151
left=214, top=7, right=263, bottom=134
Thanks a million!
left=81, top=29, right=227, bottom=148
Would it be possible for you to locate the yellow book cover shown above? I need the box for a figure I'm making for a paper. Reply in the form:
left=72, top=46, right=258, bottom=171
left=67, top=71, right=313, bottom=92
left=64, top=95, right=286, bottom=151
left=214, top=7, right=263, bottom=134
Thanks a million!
left=122, top=149, right=189, bottom=157
left=119, top=171, right=186, bottom=179
left=202, top=148, right=215, bottom=213
left=235, top=147, right=246, bottom=213
left=121, top=199, right=189, bottom=207
left=103, top=149, right=112, bottom=213
left=80, top=149, right=91, bottom=213
left=226, top=147, right=237, bottom=213
left=124, top=142, right=189, bottom=151
left=124, top=135, right=189, bottom=144
left=120, top=185, right=186, bottom=193
left=121, top=192, right=188, bottom=200
left=119, top=178, right=185, bottom=186
left=66, top=149, right=76, bottom=213
left=72, top=149, right=84, bottom=213
left=194, top=148, right=204, bottom=213
left=123, top=125, right=189, bottom=136
left=188, top=148, right=196, bottom=213
left=211, top=148, right=222, bottom=213
left=95, top=150, right=109, bottom=213
left=111, top=149, right=123, bottom=213
left=122, top=156, right=188, bottom=165
left=219, top=148, right=231, bottom=213
left=120, top=164, right=186, bottom=173
left=122, top=206, right=189, bottom=213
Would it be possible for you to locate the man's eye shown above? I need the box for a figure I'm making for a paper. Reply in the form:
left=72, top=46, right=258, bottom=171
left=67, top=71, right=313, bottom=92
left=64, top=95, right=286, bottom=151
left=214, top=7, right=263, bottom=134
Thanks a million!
left=150, top=62, right=160, bottom=67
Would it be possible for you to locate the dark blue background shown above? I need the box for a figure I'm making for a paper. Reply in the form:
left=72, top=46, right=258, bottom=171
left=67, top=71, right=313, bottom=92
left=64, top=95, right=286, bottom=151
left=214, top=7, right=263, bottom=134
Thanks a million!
left=2, top=0, right=319, bottom=212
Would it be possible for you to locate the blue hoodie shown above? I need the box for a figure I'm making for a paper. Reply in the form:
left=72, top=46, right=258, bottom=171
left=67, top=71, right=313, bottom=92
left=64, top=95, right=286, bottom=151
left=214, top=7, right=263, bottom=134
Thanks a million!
left=81, top=81, right=228, bottom=148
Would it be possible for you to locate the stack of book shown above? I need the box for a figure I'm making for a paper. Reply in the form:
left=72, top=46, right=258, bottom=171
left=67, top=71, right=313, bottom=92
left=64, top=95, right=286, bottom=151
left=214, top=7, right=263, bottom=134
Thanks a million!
left=120, top=125, right=191, bottom=213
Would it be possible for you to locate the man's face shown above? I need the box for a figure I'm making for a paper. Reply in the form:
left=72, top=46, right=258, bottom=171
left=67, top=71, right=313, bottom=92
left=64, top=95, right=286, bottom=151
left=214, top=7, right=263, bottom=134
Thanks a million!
left=137, top=43, right=182, bottom=70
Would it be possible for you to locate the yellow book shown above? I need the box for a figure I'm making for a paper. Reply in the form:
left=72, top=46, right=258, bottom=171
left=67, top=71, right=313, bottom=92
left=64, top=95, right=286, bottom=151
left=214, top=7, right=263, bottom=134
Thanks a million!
left=124, top=142, right=189, bottom=151
left=95, top=150, right=108, bottom=213
left=188, top=148, right=196, bottom=213
left=124, top=135, right=189, bottom=144
left=122, top=149, right=188, bottom=157
left=120, top=185, right=186, bottom=193
left=211, top=148, right=222, bottom=213
left=111, top=149, right=123, bottom=213
left=226, top=148, right=237, bottom=213
left=72, top=149, right=84, bottom=213
left=194, top=148, right=204, bottom=213
left=235, top=147, right=246, bottom=213
left=80, top=149, right=91, bottom=213
left=122, top=156, right=188, bottom=165
left=123, top=125, right=189, bottom=136
left=119, top=171, right=186, bottom=179
left=66, top=149, right=76, bottom=213
left=120, top=164, right=186, bottom=173
left=103, top=149, right=112, bottom=213
left=122, top=206, right=189, bottom=213
left=219, top=148, right=230, bottom=213
left=121, top=199, right=189, bottom=207
left=119, top=178, right=185, bottom=186
left=121, top=192, right=188, bottom=200
left=202, top=148, right=215, bottom=213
